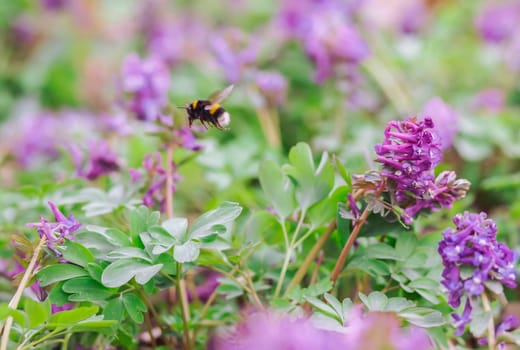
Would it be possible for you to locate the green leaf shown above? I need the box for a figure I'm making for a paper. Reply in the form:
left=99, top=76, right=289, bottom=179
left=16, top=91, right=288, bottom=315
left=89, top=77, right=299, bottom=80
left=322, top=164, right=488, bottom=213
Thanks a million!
left=104, top=298, right=124, bottom=321
left=245, top=211, right=283, bottom=245
left=173, top=241, right=201, bottom=263
left=49, top=281, right=70, bottom=307
left=386, top=297, right=415, bottom=313
left=130, top=206, right=160, bottom=238
left=395, top=233, right=418, bottom=259
left=324, top=293, right=343, bottom=322
left=123, top=293, right=147, bottom=324
left=62, top=277, right=115, bottom=302
left=106, top=247, right=152, bottom=262
left=398, top=307, right=445, bottom=328
left=216, top=278, right=244, bottom=299
left=101, top=259, right=163, bottom=288
left=283, top=143, right=334, bottom=211
left=69, top=319, right=117, bottom=334
left=24, top=298, right=49, bottom=328
left=160, top=218, right=188, bottom=240
left=37, top=264, right=89, bottom=287
left=49, top=306, right=99, bottom=326
left=359, top=292, right=388, bottom=311
left=304, top=295, right=340, bottom=322
left=308, top=186, right=349, bottom=228
left=470, top=310, right=491, bottom=337
left=364, top=243, right=402, bottom=261
left=58, top=240, right=95, bottom=268
left=188, top=202, right=242, bottom=239
left=305, top=279, right=333, bottom=297
left=407, top=278, right=440, bottom=304
left=259, top=160, right=295, bottom=219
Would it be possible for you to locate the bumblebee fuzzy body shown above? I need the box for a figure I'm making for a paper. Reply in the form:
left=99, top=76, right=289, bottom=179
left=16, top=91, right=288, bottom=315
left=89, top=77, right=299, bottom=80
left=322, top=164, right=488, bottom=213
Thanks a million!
left=185, top=85, right=233, bottom=130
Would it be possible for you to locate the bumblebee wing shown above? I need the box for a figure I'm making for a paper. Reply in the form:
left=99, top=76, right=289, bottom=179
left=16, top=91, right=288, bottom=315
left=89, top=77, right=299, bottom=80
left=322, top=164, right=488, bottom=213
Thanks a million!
left=208, top=84, right=234, bottom=104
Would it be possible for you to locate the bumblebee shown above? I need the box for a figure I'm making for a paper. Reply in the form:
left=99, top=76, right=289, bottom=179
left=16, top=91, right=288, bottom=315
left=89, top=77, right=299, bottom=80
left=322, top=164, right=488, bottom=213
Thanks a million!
left=185, top=85, right=234, bottom=130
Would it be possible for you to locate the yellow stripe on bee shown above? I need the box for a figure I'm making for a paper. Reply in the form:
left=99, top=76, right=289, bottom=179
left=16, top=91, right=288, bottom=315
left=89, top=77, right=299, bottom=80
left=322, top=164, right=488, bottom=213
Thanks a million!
left=209, top=103, right=221, bottom=115
left=191, top=100, right=199, bottom=109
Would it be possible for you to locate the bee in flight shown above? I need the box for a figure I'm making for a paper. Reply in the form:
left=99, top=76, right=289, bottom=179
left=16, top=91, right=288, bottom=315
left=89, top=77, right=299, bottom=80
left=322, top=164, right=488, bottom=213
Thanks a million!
left=185, top=85, right=234, bottom=130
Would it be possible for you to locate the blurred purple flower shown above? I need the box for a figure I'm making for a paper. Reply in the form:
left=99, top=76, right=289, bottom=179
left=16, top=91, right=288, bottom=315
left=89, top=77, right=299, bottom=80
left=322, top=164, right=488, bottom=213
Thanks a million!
left=41, top=0, right=69, bottom=11
left=10, top=15, right=38, bottom=48
left=277, top=0, right=369, bottom=83
left=187, top=269, right=220, bottom=303
left=211, top=28, right=258, bottom=83
left=438, top=211, right=517, bottom=317
left=175, top=127, right=203, bottom=151
left=472, top=88, right=506, bottom=113
left=254, top=70, right=288, bottom=107
left=118, top=53, right=171, bottom=121
left=475, top=2, right=520, bottom=44
left=421, top=97, right=458, bottom=149
left=26, top=202, right=81, bottom=256
left=212, top=311, right=346, bottom=350
left=400, top=2, right=427, bottom=34
left=213, top=308, right=432, bottom=350
left=70, top=141, right=120, bottom=180
left=141, top=153, right=181, bottom=211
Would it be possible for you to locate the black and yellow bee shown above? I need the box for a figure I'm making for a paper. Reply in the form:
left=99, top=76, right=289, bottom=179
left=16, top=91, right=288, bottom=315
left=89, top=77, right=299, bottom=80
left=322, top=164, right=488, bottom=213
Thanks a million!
left=185, top=85, right=234, bottom=130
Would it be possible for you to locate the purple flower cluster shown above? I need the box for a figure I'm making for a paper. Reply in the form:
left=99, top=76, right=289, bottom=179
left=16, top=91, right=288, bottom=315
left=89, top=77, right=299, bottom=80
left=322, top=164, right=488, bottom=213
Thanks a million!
left=374, top=117, right=469, bottom=223
left=137, top=153, right=181, bottom=210
left=118, top=53, right=171, bottom=122
left=27, top=202, right=81, bottom=256
left=439, top=212, right=517, bottom=333
left=212, top=309, right=432, bottom=350
left=277, top=0, right=369, bottom=83
left=254, top=70, right=288, bottom=107
left=69, top=141, right=120, bottom=180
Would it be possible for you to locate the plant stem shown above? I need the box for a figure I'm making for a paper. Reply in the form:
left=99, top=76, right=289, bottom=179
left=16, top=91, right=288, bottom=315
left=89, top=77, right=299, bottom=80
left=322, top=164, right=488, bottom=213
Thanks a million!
left=481, top=292, right=496, bottom=350
left=176, top=262, right=193, bottom=350
left=165, top=144, right=175, bottom=219
left=1, top=237, right=46, bottom=350
left=285, top=221, right=336, bottom=293
left=330, top=186, right=384, bottom=285
left=274, top=210, right=306, bottom=298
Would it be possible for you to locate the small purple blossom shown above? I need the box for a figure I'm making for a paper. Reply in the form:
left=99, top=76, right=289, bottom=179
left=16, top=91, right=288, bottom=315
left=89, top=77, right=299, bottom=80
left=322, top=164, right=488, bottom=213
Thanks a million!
left=70, top=141, right=120, bottom=181
left=475, top=2, right=520, bottom=44
left=26, top=202, right=81, bottom=256
left=41, top=0, right=69, bottom=11
left=421, top=97, right=458, bottom=149
left=118, top=53, right=171, bottom=121
left=472, top=88, right=506, bottom=113
left=175, top=127, right=203, bottom=151
left=439, top=212, right=517, bottom=314
left=211, top=28, right=258, bottom=83
left=254, top=70, right=288, bottom=107
left=141, top=153, right=181, bottom=211
left=52, top=303, right=73, bottom=314
left=451, top=299, right=472, bottom=336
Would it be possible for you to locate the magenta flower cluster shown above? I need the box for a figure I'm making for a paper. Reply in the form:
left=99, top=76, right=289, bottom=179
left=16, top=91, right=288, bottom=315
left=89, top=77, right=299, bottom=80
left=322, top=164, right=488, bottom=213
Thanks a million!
left=375, top=117, right=468, bottom=223
left=118, top=53, right=170, bottom=122
left=26, top=202, right=81, bottom=255
left=69, top=141, right=120, bottom=180
left=438, top=212, right=517, bottom=334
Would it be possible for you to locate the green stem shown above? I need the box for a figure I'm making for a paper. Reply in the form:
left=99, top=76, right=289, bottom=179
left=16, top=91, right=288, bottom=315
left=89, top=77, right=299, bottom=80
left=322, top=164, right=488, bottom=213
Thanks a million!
left=1, top=237, right=47, bottom=350
left=176, top=262, right=193, bottom=350
left=481, top=292, right=496, bottom=350
left=274, top=210, right=306, bottom=298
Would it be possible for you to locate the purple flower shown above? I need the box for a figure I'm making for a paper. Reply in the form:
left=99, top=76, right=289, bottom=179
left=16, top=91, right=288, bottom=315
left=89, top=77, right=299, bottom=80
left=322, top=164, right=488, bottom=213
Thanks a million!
left=51, top=303, right=73, bottom=314
left=451, top=299, right=472, bottom=336
left=141, top=153, right=181, bottom=211
left=475, top=2, right=520, bottom=44
left=211, top=28, right=258, bottom=83
left=277, top=0, right=369, bottom=83
left=254, top=70, right=288, bottom=107
left=118, top=53, right=171, bottom=121
left=41, top=0, right=69, bottom=11
left=421, top=97, right=458, bottom=149
left=175, top=127, right=203, bottom=151
left=212, top=311, right=346, bottom=350
left=438, top=212, right=517, bottom=312
left=70, top=141, right=120, bottom=180
left=471, top=88, right=506, bottom=113
left=26, top=202, right=81, bottom=256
